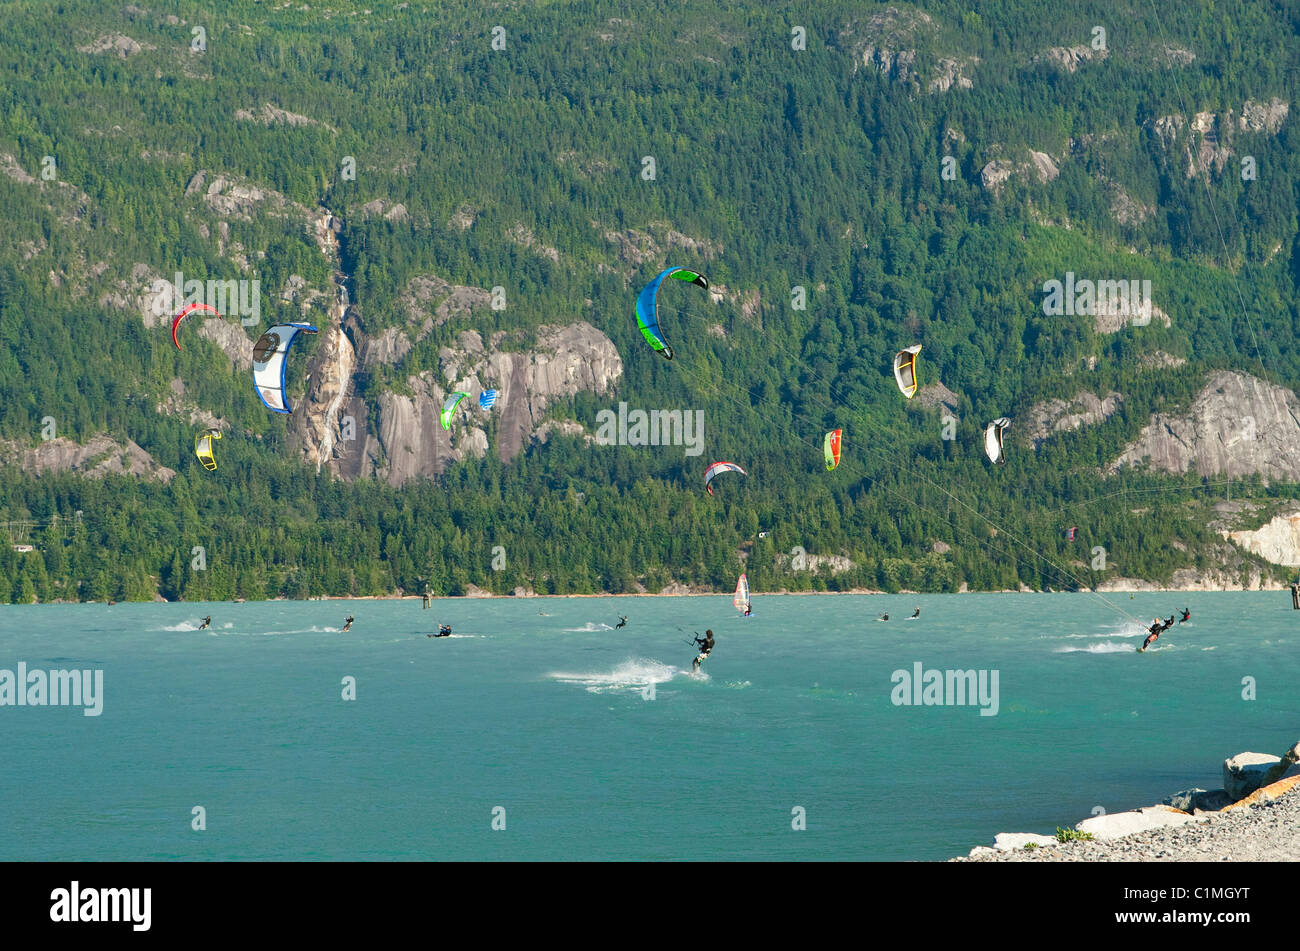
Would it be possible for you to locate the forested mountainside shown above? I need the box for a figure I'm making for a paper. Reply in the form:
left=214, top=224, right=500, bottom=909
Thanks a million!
left=0, top=0, right=1298, bottom=601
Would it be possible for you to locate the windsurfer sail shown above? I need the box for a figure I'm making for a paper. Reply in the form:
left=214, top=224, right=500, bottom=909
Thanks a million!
left=734, top=573, right=750, bottom=615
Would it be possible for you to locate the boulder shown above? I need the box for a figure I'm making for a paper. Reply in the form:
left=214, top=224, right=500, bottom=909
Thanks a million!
left=1164, top=788, right=1230, bottom=812
left=1259, top=741, right=1300, bottom=786
left=1221, top=774, right=1300, bottom=812
left=1223, top=752, right=1300, bottom=801
left=1075, top=805, right=1202, bottom=840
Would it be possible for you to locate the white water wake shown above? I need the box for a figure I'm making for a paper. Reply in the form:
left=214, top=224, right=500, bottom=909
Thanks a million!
left=547, top=657, right=704, bottom=693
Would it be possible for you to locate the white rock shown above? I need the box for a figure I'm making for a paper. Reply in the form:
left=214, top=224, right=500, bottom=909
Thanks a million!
left=993, top=833, right=1056, bottom=851
left=1075, top=806, right=1204, bottom=840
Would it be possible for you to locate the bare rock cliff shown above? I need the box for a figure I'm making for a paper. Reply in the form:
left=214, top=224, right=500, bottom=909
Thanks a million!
left=1222, top=513, right=1300, bottom=567
left=1027, top=390, right=1123, bottom=447
left=2, top=436, right=175, bottom=482
left=1109, top=371, right=1300, bottom=480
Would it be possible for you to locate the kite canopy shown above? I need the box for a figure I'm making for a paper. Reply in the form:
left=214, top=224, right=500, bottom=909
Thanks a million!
left=635, top=266, right=709, bottom=360
left=194, top=428, right=221, bottom=471
left=172, top=302, right=219, bottom=350
left=252, top=323, right=318, bottom=414
left=984, top=417, right=1011, bottom=464
left=893, top=345, right=922, bottom=398
left=704, top=460, right=746, bottom=496
left=441, top=392, right=469, bottom=430
left=824, top=428, right=842, bottom=471
left=479, top=389, right=498, bottom=410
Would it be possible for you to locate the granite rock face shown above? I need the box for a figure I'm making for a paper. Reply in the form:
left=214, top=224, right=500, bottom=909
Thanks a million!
left=1110, top=371, right=1300, bottom=480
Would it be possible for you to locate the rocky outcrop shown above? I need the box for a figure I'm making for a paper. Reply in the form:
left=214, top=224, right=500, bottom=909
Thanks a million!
left=357, top=325, right=412, bottom=367
left=1239, top=98, right=1288, bottom=134
left=786, top=552, right=855, bottom=574
left=1138, top=350, right=1186, bottom=372
left=333, top=320, right=621, bottom=485
left=929, top=56, right=979, bottom=93
left=915, top=381, right=959, bottom=413
left=358, top=199, right=408, bottom=221
left=155, top=378, right=223, bottom=429
left=600, top=223, right=722, bottom=274
left=399, top=274, right=493, bottom=334
left=508, top=222, right=560, bottom=262
left=448, top=204, right=477, bottom=231
left=1108, top=183, right=1154, bottom=226
left=837, top=6, right=935, bottom=88
left=184, top=170, right=324, bottom=230
left=1, top=436, right=175, bottom=483
left=1186, top=111, right=1233, bottom=179
left=473, top=322, right=622, bottom=465
left=196, top=318, right=254, bottom=369
left=1026, top=390, right=1122, bottom=447
left=288, top=325, right=358, bottom=473
left=1223, top=513, right=1300, bottom=566
left=1146, top=101, right=1287, bottom=180
left=980, top=148, right=1060, bottom=194
left=76, top=34, right=155, bottom=58
left=1157, top=45, right=1195, bottom=67
left=0, top=152, right=36, bottom=185
left=1095, top=557, right=1271, bottom=592
left=1110, top=371, right=1300, bottom=480
left=234, top=103, right=337, bottom=132
left=1034, top=45, right=1108, bottom=73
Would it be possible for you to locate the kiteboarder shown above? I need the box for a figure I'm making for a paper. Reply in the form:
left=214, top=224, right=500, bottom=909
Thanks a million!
left=692, top=630, right=715, bottom=672
left=198, top=615, right=212, bottom=630
left=429, top=624, right=452, bottom=638
left=616, top=616, right=628, bottom=629
left=1139, top=618, right=1163, bottom=653
left=341, top=615, right=354, bottom=632
left=911, top=607, right=921, bottom=619
left=879, top=612, right=890, bottom=621
left=1179, top=607, right=1190, bottom=624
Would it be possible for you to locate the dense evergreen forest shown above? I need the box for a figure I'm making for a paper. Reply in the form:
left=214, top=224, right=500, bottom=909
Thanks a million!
left=0, top=0, right=1297, bottom=601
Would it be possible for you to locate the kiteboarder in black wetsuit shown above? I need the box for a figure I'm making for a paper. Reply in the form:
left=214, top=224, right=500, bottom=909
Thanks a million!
left=429, top=624, right=452, bottom=638
left=615, top=616, right=628, bottom=629
left=342, top=615, right=354, bottom=632
left=911, top=607, right=920, bottom=619
left=879, top=613, right=889, bottom=621
left=1139, top=617, right=1168, bottom=653
left=692, top=630, right=715, bottom=672
left=1179, top=608, right=1190, bottom=624
left=198, top=616, right=212, bottom=630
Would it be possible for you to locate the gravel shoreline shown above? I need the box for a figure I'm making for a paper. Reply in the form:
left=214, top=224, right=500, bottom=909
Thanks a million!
left=952, top=786, right=1300, bottom=862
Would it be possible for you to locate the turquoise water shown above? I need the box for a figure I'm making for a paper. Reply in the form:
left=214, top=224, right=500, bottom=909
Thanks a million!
left=0, top=592, right=1295, bottom=861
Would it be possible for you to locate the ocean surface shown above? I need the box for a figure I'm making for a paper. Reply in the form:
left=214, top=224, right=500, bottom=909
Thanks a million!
left=0, top=592, right=1295, bottom=861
